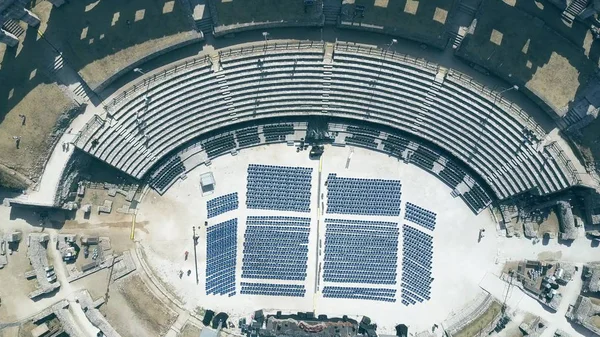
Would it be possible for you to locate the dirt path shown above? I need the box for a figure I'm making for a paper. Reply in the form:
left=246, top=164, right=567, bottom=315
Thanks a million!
left=129, top=246, right=205, bottom=334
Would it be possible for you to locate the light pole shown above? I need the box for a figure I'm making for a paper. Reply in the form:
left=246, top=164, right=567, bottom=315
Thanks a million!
left=133, top=67, right=151, bottom=96
left=133, top=67, right=151, bottom=139
left=494, top=85, right=518, bottom=105
left=192, top=226, right=199, bottom=285
left=262, top=31, right=270, bottom=54
left=498, top=84, right=519, bottom=95
left=386, top=38, right=397, bottom=52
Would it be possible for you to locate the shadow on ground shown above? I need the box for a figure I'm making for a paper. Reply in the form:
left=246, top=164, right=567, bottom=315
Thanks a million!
left=8, top=205, right=70, bottom=229
left=41, top=0, right=195, bottom=88
left=456, top=0, right=600, bottom=122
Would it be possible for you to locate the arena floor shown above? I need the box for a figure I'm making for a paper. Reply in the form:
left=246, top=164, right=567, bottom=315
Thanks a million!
left=136, top=144, right=502, bottom=333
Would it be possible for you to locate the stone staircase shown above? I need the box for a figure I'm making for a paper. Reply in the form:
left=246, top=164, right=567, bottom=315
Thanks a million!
left=323, top=0, right=342, bottom=25
left=1, top=19, right=24, bottom=37
left=562, top=0, right=588, bottom=25
left=458, top=2, right=477, bottom=16
left=50, top=53, right=64, bottom=73
left=448, top=27, right=467, bottom=49
left=195, top=17, right=213, bottom=35
left=323, top=42, right=334, bottom=63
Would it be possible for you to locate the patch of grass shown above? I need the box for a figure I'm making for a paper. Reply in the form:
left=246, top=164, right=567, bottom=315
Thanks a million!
left=456, top=0, right=595, bottom=111
left=0, top=16, right=61, bottom=122
left=119, top=274, right=177, bottom=336
left=0, top=83, right=74, bottom=182
left=0, top=4, right=78, bottom=187
left=454, top=301, right=503, bottom=337
left=180, top=323, right=202, bottom=337
left=212, top=0, right=322, bottom=26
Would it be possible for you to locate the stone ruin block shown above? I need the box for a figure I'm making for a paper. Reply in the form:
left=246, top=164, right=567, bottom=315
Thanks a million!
left=97, top=200, right=113, bottom=214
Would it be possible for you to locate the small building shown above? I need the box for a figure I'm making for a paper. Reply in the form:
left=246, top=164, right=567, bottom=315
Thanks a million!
left=200, top=172, right=216, bottom=195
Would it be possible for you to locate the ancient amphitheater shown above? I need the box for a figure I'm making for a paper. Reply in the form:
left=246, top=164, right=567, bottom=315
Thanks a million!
left=1, top=0, right=600, bottom=337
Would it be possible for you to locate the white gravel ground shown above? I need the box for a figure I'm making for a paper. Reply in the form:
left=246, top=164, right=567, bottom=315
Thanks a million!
left=136, top=144, right=503, bottom=333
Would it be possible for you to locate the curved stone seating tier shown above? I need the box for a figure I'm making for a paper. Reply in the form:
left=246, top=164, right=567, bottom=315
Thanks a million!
left=441, top=76, right=571, bottom=193
left=331, top=50, right=571, bottom=198
left=146, top=118, right=492, bottom=212
left=329, top=123, right=492, bottom=213
left=148, top=121, right=309, bottom=194
left=75, top=41, right=576, bottom=202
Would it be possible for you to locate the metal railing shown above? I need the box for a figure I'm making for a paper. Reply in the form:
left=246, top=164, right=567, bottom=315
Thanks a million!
left=335, top=41, right=441, bottom=72
left=446, top=70, right=546, bottom=139
left=105, top=55, right=211, bottom=111
left=73, top=114, right=106, bottom=148
left=218, top=40, right=324, bottom=59
left=546, top=142, right=582, bottom=185
left=106, top=41, right=323, bottom=112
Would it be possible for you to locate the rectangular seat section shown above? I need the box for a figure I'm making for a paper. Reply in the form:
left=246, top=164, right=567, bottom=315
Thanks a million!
left=323, top=218, right=399, bottom=285
left=401, top=225, right=433, bottom=306
left=326, top=174, right=401, bottom=216
left=206, top=218, right=238, bottom=296
left=207, top=192, right=239, bottom=219
left=241, top=216, right=311, bottom=281
left=246, top=164, right=313, bottom=212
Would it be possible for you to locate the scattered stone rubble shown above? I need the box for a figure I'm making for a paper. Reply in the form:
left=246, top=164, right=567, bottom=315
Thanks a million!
left=555, top=262, right=576, bottom=285
left=0, top=230, right=21, bottom=268
left=98, top=200, right=113, bottom=214
left=554, top=330, right=571, bottom=337
left=26, top=233, right=60, bottom=299
left=56, top=233, right=77, bottom=262
left=64, top=236, right=135, bottom=283
left=30, top=300, right=85, bottom=337
left=557, top=201, right=577, bottom=240
left=76, top=290, right=122, bottom=337
left=584, top=190, right=600, bottom=226
left=582, top=263, right=600, bottom=294
left=518, top=316, right=548, bottom=337
left=524, top=222, right=538, bottom=238
left=566, top=296, right=600, bottom=335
